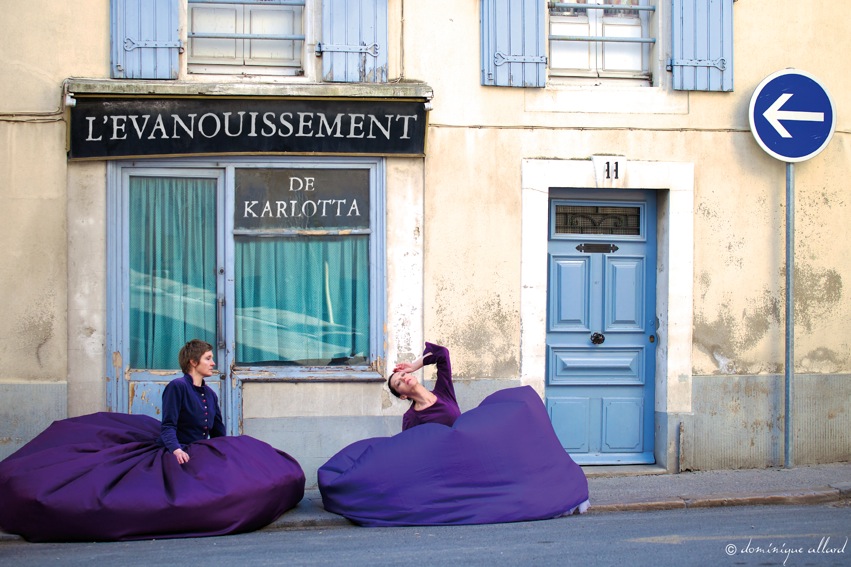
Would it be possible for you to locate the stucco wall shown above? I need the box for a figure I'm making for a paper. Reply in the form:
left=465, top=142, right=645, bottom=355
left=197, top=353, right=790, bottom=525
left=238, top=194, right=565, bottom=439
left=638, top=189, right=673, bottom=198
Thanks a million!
left=1, top=0, right=849, bottom=471
left=409, top=0, right=851, bottom=385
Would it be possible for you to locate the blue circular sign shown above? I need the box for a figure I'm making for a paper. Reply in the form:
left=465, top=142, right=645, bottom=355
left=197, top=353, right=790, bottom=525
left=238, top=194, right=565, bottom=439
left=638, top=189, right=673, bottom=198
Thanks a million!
left=749, top=69, right=836, bottom=162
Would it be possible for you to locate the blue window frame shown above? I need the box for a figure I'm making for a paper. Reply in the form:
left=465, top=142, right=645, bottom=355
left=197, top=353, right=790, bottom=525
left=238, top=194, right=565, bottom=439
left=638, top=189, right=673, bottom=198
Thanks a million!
left=107, top=157, right=386, bottom=424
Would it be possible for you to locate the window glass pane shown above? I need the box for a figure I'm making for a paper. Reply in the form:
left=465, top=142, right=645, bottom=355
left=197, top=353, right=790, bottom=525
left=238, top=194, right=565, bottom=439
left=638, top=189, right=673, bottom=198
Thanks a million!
left=129, top=177, right=217, bottom=368
left=188, top=2, right=303, bottom=74
left=549, top=0, right=651, bottom=78
left=189, top=4, right=242, bottom=63
left=246, top=5, right=302, bottom=66
left=555, top=204, right=641, bottom=235
left=235, top=235, right=369, bottom=366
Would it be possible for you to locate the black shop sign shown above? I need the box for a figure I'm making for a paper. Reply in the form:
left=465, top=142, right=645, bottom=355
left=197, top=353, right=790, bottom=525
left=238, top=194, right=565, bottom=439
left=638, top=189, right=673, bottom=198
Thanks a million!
left=69, top=97, right=427, bottom=160
left=235, top=168, right=370, bottom=231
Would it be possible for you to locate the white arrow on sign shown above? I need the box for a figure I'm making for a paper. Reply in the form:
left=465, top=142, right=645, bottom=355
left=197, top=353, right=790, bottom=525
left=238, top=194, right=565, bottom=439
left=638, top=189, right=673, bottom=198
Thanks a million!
left=763, top=93, right=825, bottom=138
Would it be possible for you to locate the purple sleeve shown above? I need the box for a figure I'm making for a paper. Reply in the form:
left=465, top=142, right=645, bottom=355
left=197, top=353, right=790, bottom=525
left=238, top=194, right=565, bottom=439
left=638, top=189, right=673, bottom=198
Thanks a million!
left=159, top=380, right=183, bottom=453
left=423, top=342, right=456, bottom=403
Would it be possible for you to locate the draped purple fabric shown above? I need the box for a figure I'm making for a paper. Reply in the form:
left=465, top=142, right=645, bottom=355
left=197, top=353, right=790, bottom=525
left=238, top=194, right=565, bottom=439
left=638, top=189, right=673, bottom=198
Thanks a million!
left=318, top=386, right=589, bottom=526
left=0, top=412, right=305, bottom=542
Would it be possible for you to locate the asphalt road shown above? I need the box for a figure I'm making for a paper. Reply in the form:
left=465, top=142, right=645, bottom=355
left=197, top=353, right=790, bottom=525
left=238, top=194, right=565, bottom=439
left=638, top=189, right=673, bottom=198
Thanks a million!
left=1, top=503, right=848, bottom=567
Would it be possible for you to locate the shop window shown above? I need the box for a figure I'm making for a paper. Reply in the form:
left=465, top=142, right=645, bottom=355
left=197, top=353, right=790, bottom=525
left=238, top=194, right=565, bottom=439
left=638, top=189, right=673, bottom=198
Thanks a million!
left=232, top=168, right=372, bottom=365
left=109, top=159, right=385, bottom=389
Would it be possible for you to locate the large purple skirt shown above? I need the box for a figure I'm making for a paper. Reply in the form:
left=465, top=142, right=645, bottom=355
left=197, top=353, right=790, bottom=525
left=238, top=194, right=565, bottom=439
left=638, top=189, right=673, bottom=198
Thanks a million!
left=318, top=386, right=589, bottom=526
left=0, top=412, right=305, bottom=542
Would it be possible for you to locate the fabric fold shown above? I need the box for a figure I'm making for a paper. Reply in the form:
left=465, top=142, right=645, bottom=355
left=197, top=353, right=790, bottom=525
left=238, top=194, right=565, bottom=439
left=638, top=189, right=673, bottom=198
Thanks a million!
left=0, top=412, right=305, bottom=542
left=318, top=386, right=589, bottom=526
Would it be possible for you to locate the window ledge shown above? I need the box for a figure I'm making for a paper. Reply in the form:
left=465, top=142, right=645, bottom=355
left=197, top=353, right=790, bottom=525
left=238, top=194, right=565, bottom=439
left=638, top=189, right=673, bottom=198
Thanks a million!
left=525, top=84, right=688, bottom=115
left=236, top=366, right=385, bottom=383
left=64, top=78, right=433, bottom=101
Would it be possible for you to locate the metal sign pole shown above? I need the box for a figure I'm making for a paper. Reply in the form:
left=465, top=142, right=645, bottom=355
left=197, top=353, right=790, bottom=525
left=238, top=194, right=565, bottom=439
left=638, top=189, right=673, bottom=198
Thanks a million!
left=784, top=162, right=794, bottom=469
left=750, top=69, right=835, bottom=470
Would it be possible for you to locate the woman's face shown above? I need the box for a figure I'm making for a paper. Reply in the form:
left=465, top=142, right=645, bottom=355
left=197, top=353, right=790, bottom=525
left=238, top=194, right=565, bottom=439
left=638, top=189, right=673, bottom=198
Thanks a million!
left=390, top=371, right=418, bottom=398
left=191, top=350, right=216, bottom=377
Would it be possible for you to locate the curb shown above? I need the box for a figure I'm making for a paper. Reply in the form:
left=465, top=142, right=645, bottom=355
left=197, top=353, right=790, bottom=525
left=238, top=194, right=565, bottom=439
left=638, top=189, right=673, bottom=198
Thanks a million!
left=587, top=486, right=845, bottom=514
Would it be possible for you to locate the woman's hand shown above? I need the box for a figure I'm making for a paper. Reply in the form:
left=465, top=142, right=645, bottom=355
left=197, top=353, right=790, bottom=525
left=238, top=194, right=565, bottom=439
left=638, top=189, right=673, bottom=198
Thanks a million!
left=394, top=351, right=432, bottom=375
left=173, top=448, right=190, bottom=464
left=393, top=361, right=417, bottom=374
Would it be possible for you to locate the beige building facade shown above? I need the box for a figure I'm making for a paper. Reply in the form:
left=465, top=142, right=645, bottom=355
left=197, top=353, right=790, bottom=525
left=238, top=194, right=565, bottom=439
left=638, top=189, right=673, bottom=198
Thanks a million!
left=1, top=0, right=848, bottom=487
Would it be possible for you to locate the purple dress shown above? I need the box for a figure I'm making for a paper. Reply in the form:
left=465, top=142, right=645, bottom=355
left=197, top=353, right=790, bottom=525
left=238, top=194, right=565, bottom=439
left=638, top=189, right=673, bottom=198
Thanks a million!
left=318, top=385, right=590, bottom=526
left=402, top=342, right=461, bottom=431
left=0, top=375, right=305, bottom=542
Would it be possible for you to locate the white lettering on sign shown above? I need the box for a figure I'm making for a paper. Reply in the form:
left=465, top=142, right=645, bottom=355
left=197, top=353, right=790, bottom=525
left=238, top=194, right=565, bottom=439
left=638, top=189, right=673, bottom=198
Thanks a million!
left=242, top=199, right=361, bottom=219
left=241, top=175, right=362, bottom=220
left=85, top=111, right=418, bottom=142
left=289, top=177, right=315, bottom=192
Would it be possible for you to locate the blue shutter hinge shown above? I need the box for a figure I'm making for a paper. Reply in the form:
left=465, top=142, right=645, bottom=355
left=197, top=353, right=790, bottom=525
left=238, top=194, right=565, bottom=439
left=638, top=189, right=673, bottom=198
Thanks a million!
left=666, top=58, right=726, bottom=72
left=315, top=43, right=379, bottom=57
left=124, top=38, right=184, bottom=53
left=494, top=52, right=547, bottom=66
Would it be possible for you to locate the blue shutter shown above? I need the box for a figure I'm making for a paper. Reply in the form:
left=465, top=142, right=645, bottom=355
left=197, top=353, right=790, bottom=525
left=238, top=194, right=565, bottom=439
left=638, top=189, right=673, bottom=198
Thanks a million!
left=481, top=0, right=546, bottom=88
left=671, top=0, right=733, bottom=92
left=111, top=0, right=180, bottom=79
left=320, top=0, right=388, bottom=83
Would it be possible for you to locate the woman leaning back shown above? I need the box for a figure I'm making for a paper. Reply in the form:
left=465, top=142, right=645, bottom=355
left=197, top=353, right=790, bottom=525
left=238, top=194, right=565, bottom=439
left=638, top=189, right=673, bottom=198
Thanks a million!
left=387, top=342, right=461, bottom=431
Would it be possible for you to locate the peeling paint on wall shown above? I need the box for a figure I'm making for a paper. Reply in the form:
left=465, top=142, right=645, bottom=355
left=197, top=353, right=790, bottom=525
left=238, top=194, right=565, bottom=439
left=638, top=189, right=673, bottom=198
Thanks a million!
left=788, top=265, right=843, bottom=332
left=694, top=262, right=845, bottom=374
left=432, top=284, right=519, bottom=378
left=14, top=292, right=56, bottom=367
left=693, top=282, right=782, bottom=374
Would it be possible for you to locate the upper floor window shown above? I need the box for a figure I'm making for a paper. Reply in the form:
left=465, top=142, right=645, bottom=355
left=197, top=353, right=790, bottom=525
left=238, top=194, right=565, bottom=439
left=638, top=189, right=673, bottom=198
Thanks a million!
left=187, top=0, right=305, bottom=76
left=111, top=0, right=389, bottom=83
left=548, top=1, right=653, bottom=81
left=481, top=0, right=733, bottom=92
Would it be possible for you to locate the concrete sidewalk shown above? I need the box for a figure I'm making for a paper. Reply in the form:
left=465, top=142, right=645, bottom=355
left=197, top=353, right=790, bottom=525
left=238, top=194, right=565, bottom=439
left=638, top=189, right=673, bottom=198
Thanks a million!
left=2, top=462, right=848, bottom=540
left=263, top=461, right=851, bottom=530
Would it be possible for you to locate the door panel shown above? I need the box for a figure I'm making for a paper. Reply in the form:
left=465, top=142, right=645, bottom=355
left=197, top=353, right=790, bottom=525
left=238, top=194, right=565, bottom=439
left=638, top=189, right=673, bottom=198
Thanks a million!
left=550, top=257, right=591, bottom=330
left=129, top=379, right=222, bottom=419
left=546, top=190, right=656, bottom=464
left=550, top=398, right=590, bottom=452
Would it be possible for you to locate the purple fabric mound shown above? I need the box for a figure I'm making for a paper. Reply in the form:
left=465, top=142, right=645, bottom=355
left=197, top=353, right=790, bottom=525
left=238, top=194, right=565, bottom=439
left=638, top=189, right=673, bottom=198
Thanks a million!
left=318, top=386, right=589, bottom=526
left=0, top=412, right=305, bottom=542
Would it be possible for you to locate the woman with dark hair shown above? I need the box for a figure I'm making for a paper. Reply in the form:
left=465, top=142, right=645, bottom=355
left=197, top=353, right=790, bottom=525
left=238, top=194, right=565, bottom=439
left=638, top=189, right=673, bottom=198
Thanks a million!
left=386, top=342, right=461, bottom=431
left=0, top=339, right=305, bottom=542
left=319, top=341, right=590, bottom=527
left=158, top=339, right=226, bottom=464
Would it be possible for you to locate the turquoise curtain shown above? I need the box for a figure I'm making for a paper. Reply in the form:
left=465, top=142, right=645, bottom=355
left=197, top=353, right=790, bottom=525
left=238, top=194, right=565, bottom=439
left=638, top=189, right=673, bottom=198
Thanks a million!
left=235, top=235, right=369, bottom=365
left=129, top=177, right=217, bottom=369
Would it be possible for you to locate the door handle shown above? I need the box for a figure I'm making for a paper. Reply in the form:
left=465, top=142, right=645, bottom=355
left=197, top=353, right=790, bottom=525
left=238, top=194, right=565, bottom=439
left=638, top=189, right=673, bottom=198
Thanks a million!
left=217, top=296, right=225, bottom=350
left=590, top=332, right=605, bottom=345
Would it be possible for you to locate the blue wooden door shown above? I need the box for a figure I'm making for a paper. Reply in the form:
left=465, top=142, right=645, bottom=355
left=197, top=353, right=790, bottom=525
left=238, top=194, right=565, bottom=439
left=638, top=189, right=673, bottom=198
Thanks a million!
left=546, top=189, right=657, bottom=464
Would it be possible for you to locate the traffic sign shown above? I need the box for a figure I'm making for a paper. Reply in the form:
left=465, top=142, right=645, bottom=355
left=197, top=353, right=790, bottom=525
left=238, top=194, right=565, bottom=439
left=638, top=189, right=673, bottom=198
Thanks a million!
left=748, top=69, right=836, bottom=162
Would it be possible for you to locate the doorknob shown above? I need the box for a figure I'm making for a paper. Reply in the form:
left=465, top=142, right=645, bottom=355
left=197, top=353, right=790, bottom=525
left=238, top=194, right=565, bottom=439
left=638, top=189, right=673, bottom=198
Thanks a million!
left=590, top=332, right=605, bottom=345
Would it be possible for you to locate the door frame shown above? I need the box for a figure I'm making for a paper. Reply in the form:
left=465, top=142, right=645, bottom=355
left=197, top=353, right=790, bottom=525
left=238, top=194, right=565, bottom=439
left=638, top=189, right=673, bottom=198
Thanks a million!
left=105, top=166, right=232, bottom=429
left=520, top=158, right=694, bottom=471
